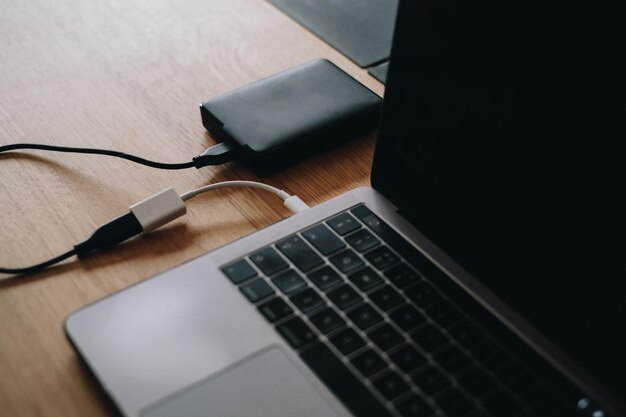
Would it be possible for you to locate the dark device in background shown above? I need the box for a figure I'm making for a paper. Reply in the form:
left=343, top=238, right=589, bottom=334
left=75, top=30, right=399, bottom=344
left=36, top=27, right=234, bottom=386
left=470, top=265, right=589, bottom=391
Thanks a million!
left=200, top=59, right=382, bottom=175
left=267, top=0, right=399, bottom=83
left=374, top=0, right=626, bottom=409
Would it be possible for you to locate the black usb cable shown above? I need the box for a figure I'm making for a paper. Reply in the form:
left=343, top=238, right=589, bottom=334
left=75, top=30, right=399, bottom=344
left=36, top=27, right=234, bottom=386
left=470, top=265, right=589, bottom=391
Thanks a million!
left=0, top=141, right=238, bottom=169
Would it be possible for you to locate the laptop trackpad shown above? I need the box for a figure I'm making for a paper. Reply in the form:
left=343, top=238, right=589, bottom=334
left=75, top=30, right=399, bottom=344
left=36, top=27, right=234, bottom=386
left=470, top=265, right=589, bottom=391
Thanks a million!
left=142, top=347, right=340, bottom=417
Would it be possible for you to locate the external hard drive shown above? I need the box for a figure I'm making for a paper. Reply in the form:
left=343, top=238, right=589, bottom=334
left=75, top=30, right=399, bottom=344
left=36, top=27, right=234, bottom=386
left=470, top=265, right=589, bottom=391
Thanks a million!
left=200, top=59, right=382, bottom=174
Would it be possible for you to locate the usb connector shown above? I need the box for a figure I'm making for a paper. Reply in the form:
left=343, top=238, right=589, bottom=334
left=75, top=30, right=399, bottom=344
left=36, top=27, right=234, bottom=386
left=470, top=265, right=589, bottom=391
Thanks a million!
left=74, top=188, right=186, bottom=256
left=130, top=188, right=186, bottom=233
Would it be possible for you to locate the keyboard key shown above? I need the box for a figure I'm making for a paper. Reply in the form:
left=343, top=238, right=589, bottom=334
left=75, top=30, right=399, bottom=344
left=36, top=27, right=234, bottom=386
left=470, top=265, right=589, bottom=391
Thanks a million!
left=276, top=317, right=317, bottom=349
left=350, top=205, right=383, bottom=227
left=308, top=266, right=343, bottom=291
left=406, top=281, right=442, bottom=308
left=456, top=366, right=497, bottom=396
left=411, top=324, right=448, bottom=352
left=240, top=278, right=275, bottom=302
left=373, top=370, right=411, bottom=401
left=300, top=343, right=392, bottom=417
left=390, top=345, right=427, bottom=373
left=327, top=212, right=361, bottom=235
left=345, top=228, right=380, bottom=252
left=365, top=246, right=400, bottom=270
left=428, top=300, right=464, bottom=328
left=221, top=259, right=256, bottom=284
left=385, top=263, right=421, bottom=289
left=309, top=307, right=344, bottom=334
left=249, top=247, right=288, bottom=275
left=390, top=304, right=427, bottom=332
left=272, top=269, right=306, bottom=294
left=433, top=345, right=473, bottom=374
left=369, top=285, right=404, bottom=311
left=347, top=303, right=383, bottom=330
left=328, top=284, right=361, bottom=310
left=435, top=388, right=475, bottom=416
left=330, top=249, right=364, bottom=273
left=411, top=364, right=451, bottom=395
left=348, top=267, right=384, bottom=292
left=396, top=395, right=434, bottom=417
left=276, top=234, right=324, bottom=272
left=257, top=297, right=293, bottom=322
left=369, top=324, right=404, bottom=351
left=351, top=206, right=398, bottom=244
left=351, top=348, right=387, bottom=377
left=290, top=288, right=325, bottom=313
left=302, top=224, right=345, bottom=255
left=448, top=320, right=486, bottom=348
left=330, top=327, right=366, bottom=355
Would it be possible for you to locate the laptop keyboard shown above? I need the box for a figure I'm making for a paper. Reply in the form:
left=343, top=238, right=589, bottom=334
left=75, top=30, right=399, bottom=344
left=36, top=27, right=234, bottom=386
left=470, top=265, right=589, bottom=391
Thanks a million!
left=221, top=204, right=579, bottom=417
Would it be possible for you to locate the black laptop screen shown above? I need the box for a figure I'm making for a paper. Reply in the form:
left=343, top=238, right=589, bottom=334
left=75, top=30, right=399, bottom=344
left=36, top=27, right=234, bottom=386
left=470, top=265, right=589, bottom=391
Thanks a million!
left=373, top=0, right=625, bottom=401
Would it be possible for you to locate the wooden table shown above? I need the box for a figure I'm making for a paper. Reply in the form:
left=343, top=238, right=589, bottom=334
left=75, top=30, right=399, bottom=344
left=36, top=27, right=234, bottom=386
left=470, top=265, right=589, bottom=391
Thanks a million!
left=0, top=0, right=384, bottom=415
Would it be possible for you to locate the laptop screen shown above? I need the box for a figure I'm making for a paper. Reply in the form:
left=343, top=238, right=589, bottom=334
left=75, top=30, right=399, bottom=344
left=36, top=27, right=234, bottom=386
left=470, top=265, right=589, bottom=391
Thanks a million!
left=373, top=0, right=625, bottom=402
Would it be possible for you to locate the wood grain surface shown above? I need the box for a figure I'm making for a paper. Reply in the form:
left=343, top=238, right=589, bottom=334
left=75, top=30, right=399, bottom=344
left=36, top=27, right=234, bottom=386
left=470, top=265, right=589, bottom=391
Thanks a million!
left=0, top=0, right=384, bottom=415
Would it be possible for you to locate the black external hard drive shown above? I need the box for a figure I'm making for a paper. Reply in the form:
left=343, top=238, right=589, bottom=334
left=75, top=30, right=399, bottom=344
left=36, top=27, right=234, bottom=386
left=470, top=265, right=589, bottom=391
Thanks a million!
left=200, top=59, right=382, bottom=174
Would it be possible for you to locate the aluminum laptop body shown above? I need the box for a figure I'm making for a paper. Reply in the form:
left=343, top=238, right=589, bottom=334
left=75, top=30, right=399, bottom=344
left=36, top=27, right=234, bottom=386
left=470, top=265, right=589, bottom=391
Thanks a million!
left=65, top=1, right=625, bottom=416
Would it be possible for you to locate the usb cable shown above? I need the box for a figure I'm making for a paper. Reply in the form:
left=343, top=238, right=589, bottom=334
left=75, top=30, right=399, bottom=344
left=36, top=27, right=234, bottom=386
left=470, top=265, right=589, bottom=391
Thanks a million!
left=0, top=141, right=239, bottom=169
left=0, top=181, right=309, bottom=276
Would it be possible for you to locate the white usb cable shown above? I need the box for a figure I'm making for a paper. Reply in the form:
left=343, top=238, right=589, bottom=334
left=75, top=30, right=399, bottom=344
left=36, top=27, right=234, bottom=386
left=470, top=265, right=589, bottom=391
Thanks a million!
left=110, top=180, right=310, bottom=237
left=180, top=180, right=310, bottom=213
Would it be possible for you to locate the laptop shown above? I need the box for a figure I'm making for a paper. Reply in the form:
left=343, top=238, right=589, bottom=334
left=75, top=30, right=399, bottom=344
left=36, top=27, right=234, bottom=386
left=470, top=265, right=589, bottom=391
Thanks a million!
left=65, top=1, right=625, bottom=416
